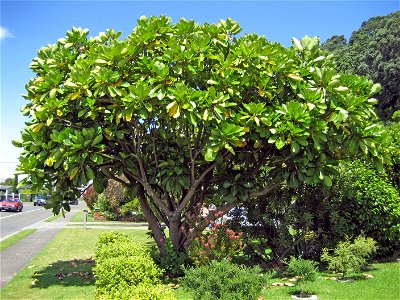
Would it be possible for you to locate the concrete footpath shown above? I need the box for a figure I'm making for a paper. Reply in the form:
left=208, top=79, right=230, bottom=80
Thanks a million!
left=0, top=205, right=148, bottom=289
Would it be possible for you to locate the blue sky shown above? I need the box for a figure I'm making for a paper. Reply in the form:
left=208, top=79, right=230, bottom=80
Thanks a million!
left=1, top=0, right=399, bottom=180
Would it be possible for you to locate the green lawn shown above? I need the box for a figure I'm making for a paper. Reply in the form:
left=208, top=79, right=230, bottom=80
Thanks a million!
left=0, top=229, right=153, bottom=300
left=260, top=262, right=400, bottom=299
left=1, top=228, right=399, bottom=300
left=69, top=211, right=94, bottom=222
left=0, top=229, right=37, bottom=251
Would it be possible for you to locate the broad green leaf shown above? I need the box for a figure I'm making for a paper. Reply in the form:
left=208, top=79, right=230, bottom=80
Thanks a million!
left=205, top=148, right=217, bottom=161
left=91, top=135, right=103, bottom=146
left=291, top=141, right=300, bottom=154
left=32, top=123, right=45, bottom=133
left=323, top=175, right=332, bottom=186
left=334, top=86, right=349, bottom=92
left=275, top=137, right=285, bottom=149
left=85, top=167, right=95, bottom=180
left=69, top=166, right=79, bottom=180
left=292, top=37, right=303, bottom=51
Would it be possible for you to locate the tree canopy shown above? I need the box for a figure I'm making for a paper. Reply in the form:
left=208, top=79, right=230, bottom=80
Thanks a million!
left=14, top=16, right=388, bottom=256
left=322, top=11, right=400, bottom=120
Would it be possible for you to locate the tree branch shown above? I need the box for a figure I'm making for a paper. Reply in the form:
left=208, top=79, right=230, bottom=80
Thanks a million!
left=174, top=151, right=231, bottom=219
left=249, top=181, right=280, bottom=198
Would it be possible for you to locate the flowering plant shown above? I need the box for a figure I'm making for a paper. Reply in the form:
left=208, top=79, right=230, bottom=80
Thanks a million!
left=188, top=211, right=244, bottom=266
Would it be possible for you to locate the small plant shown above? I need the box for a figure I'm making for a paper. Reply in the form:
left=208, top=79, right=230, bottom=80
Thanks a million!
left=286, top=256, right=318, bottom=296
left=321, top=235, right=377, bottom=279
left=188, top=215, right=244, bottom=266
left=182, top=259, right=265, bottom=300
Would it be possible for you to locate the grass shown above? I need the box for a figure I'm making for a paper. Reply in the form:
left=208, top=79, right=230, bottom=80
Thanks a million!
left=0, top=229, right=154, bottom=300
left=259, top=262, right=400, bottom=299
left=1, top=227, right=399, bottom=300
left=0, top=229, right=37, bottom=251
left=69, top=211, right=94, bottom=222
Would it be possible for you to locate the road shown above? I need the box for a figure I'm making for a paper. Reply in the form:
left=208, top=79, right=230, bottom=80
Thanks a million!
left=0, top=202, right=54, bottom=241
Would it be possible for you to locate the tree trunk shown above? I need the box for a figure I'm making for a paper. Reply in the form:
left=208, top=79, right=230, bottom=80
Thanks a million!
left=136, top=186, right=167, bottom=258
left=168, top=218, right=183, bottom=253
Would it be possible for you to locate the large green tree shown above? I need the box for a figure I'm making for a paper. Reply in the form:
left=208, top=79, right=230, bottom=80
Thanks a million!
left=15, top=16, right=388, bottom=256
left=322, top=11, right=400, bottom=120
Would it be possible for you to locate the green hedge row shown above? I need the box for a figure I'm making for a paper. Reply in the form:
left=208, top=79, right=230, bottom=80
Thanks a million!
left=94, top=231, right=175, bottom=300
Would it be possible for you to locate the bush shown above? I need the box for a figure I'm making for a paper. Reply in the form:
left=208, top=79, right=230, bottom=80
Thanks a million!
left=94, top=231, right=174, bottom=300
left=129, top=283, right=176, bottom=300
left=97, top=283, right=175, bottom=300
left=94, top=255, right=163, bottom=298
left=96, top=231, right=132, bottom=246
left=182, top=259, right=265, bottom=300
left=151, top=238, right=189, bottom=276
left=238, top=160, right=399, bottom=262
left=119, top=199, right=145, bottom=220
left=95, top=194, right=118, bottom=220
left=286, top=256, right=317, bottom=294
left=321, top=235, right=377, bottom=278
left=96, top=240, right=150, bottom=262
left=188, top=221, right=244, bottom=266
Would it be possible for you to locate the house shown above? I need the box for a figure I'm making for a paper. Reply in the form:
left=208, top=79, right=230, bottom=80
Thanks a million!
left=0, top=185, right=13, bottom=200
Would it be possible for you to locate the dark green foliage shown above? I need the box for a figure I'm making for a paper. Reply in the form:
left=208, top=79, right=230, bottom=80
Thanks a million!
left=235, top=160, right=399, bottom=261
left=151, top=238, right=190, bottom=276
left=322, top=11, right=400, bottom=119
left=94, top=231, right=174, bottom=300
left=386, top=115, right=400, bottom=189
left=321, top=236, right=377, bottom=278
left=334, top=161, right=400, bottom=254
left=182, top=259, right=265, bottom=300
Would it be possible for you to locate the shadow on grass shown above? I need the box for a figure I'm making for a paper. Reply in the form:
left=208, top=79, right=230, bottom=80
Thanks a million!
left=30, top=258, right=95, bottom=289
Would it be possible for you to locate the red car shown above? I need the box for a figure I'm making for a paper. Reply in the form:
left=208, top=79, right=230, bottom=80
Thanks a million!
left=0, top=198, right=23, bottom=212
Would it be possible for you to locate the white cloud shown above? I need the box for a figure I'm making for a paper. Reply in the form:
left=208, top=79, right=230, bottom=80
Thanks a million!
left=0, top=26, right=13, bottom=40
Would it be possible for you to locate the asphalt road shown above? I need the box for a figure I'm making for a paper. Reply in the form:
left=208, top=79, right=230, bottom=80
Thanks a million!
left=0, top=202, right=54, bottom=241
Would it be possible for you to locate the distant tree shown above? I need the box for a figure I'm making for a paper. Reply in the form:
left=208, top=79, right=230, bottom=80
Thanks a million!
left=321, top=35, right=347, bottom=52
left=322, top=11, right=400, bottom=119
left=1, top=177, right=18, bottom=193
left=14, top=16, right=388, bottom=257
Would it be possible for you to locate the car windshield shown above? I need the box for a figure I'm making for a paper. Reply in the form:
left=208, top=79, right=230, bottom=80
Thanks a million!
left=2, top=199, right=15, bottom=202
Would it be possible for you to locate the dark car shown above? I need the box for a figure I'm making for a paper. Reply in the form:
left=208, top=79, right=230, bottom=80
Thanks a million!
left=33, top=196, right=47, bottom=206
left=68, top=198, right=78, bottom=205
left=0, top=198, right=23, bottom=212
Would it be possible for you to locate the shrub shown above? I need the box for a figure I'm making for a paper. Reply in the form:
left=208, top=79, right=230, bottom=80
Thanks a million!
left=97, top=283, right=175, bottom=300
left=238, top=160, right=399, bottom=262
left=119, top=199, right=145, bottom=220
left=151, top=238, right=189, bottom=276
left=96, top=231, right=132, bottom=246
left=182, top=259, right=265, bottom=300
left=95, top=240, right=150, bottom=262
left=321, top=235, right=377, bottom=278
left=94, top=231, right=172, bottom=300
left=95, top=194, right=118, bottom=220
left=188, top=221, right=244, bottom=266
left=129, top=283, right=176, bottom=300
left=94, top=255, right=163, bottom=298
left=286, top=256, right=318, bottom=295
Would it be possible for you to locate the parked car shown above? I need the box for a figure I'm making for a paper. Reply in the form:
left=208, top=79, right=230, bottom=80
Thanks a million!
left=0, top=198, right=23, bottom=212
left=33, top=196, right=47, bottom=206
left=68, top=198, right=78, bottom=205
